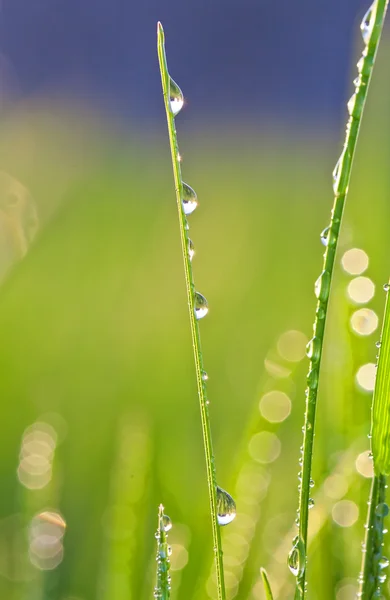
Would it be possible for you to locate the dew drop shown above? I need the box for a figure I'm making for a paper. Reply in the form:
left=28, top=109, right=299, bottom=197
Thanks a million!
left=288, top=536, right=306, bottom=578
left=216, top=486, right=236, bottom=526
left=379, top=557, right=389, bottom=570
left=353, top=76, right=362, bottom=87
left=182, top=182, right=198, bottom=216
left=194, top=292, right=209, bottom=319
left=316, top=305, right=325, bottom=320
left=306, top=336, right=321, bottom=363
left=188, top=238, right=195, bottom=261
left=320, top=226, right=330, bottom=246
left=307, top=368, right=318, bottom=389
left=202, top=371, right=209, bottom=381
left=169, top=78, right=184, bottom=116
left=332, top=148, right=351, bottom=196
left=360, top=5, right=374, bottom=45
left=308, top=498, right=315, bottom=509
left=375, top=503, right=389, bottom=518
left=315, top=271, right=331, bottom=302
left=347, top=92, right=364, bottom=119
left=384, top=283, right=390, bottom=292
left=162, top=514, right=172, bottom=532
left=310, top=479, right=315, bottom=488
left=376, top=341, right=382, bottom=349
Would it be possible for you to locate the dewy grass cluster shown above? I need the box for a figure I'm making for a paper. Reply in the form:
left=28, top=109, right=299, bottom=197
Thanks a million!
left=155, top=2, right=389, bottom=599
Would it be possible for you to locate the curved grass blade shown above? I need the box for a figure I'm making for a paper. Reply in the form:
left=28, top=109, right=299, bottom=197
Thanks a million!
left=154, top=504, right=172, bottom=600
left=260, top=568, right=274, bottom=600
left=293, top=3, right=389, bottom=598
left=157, top=22, right=227, bottom=600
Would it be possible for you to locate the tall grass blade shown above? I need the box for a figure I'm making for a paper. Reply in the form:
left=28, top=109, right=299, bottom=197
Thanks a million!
left=154, top=504, right=172, bottom=600
left=293, top=2, right=389, bottom=598
left=157, top=21, right=227, bottom=600
left=260, top=568, right=274, bottom=600
left=372, top=284, right=390, bottom=475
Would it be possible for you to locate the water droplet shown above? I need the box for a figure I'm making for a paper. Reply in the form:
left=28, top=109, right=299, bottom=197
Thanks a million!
left=320, top=226, right=330, bottom=246
left=376, top=503, right=389, bottom=518
left=384, top=283, right=390, bottom=292
left=188, top=238, right=195, bottom=261
left=182, top=182, right=198, bottom=216
left=287, top=536, right=306, bottom=578
left=169, top=78, right=184, bottom=116
left=307, top=368, right=318, bottom=389
left=202, top=371, right=209, bottom=381
left=379, top=557, right=389, bottom=569
left=216, top=486, right=236, bottom=526
left=333, top=148, right=351, bottom=196
left=376, top=341, right=382, bottom=349
left=306, top=336, right=321, bottom=363
left=347, top=92, right=364, bottom=119
left=353, top=76, right=362, bottom=87
left=162, top=514, right=172, bottom=532
left=310, top=479, right=315, bottom=488
left=194, top=292, right=209, bottom=319
left=316, top=305, right=325, bottom=320
left=315, top=271, right=331, bottom=302
left=360, top=5, right=374, bottom=45
left=308, top=498, right=315, bottom=509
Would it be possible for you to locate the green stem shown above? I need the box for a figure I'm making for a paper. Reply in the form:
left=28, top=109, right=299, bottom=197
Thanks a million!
left=155, top=505, right=171, bottom=600
left=295, top=2, right=389, bottom=598
left=157, top=22, right=226, bottom=600
left=359, top=474, right=388, bottom=599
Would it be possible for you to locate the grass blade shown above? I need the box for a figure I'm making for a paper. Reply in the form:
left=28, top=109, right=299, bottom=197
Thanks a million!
left=157, top=21, right=227, bottom=600
left=293, top=2, right=389, bottom=598
left=260, top=568, right=274, bottom=600
left=154, top=504, right=172, bottom=600
left=372, top=283, right=390, bottom=475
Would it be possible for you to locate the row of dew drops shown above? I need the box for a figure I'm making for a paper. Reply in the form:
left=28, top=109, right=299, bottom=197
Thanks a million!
left=169, top=76, right=237, bottom=527
left=287, top=2, right=380, bottom=587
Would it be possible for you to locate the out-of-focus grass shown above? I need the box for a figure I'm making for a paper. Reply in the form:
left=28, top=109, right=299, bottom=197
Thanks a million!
left=0, top=38, right=389, bottom=600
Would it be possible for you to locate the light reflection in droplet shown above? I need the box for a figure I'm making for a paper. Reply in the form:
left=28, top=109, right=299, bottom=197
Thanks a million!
left=248, top=432, right=281, bottom=464
left=332, top=500, right=359, bottom=527
left=259, top=390, right=291, bottom=423
left=355, top=450, right=374, bottom=478
left=276, top=330, right=308, bottom=363
left=356, top=363, right=376, bottom=392
left=341, top=248, right=369, bottom=275
left=347, top=276, right=375, bottom=304
left=350, top=308, right=378, bottom=336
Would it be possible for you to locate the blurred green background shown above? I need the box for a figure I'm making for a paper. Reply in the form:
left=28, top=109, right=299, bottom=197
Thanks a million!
left=0, top=35, right=390, bottom=600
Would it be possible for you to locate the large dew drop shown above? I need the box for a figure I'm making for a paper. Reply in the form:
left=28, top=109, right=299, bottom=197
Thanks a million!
left=315, top=270, right=331, bottom=302
left=162, top=514, right=172, bottom=532
left=182, top=183, right=198, bottom=216
left=216, top=486, right=236, bottom=526
left=194, top=292, right=209, bottom=319
left=288, top=536, right=306, bottom=578
left=169, top=78, right=184, bottom=116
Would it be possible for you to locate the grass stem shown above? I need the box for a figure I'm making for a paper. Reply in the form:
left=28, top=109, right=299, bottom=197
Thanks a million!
left=294, top=3, right=389, bottom=598
left=157, top=22, right=226, bottom=600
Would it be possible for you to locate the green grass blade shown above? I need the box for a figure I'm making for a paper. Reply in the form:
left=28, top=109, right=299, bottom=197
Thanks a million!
left=154, top=504, right=172, bottom=600
left=260, top=568, right=274, bottom=600
left=372, top=283, right=390, bottom=474
left=358, top=475, right=388, bottom=598
left=294, top=2, right=389, bottom=598
left=157, top=21, right=226, bottom=600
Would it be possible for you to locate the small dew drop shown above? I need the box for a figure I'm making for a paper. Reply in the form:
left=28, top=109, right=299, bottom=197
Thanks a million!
left=194, top=292, right=209, bottom=319
left=379, top=557, right=389, bottom=570
left=360, top=5, right=374, bottom=45
left=320, top=226, right=332, bottom=247
left=316, top=305, right=326, bottom=320
left=169, top=78, right=184, bottom=116
left=216, top=486, right=236, bottom=526
left=307, top=368, right=318, bottom=390
left=375, top=503, right=389, bottom=518
left=315, top=271, right=331, bottom=302
left=162, top=514, right=172, bottom=532
left=308, top=498, right=315, bottom=509
left=188, top=238, right=195, bottom=261
left=376, top=341, right=382, bottom=349
left=306, top=336, right=321, bottom=363
left=310, top=479, right=315, bottom=488
left=384, top=283, right=390, bottom=292
left=182, top=182, right=198, bottom=216
left=202, top=371, right=209, bottom=381
left=288, top=536, right=306, bottom=578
